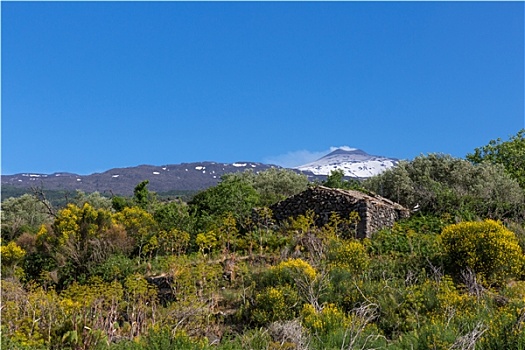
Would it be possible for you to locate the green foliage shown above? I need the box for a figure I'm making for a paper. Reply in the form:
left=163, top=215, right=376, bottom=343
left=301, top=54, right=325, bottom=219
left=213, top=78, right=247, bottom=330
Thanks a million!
left=157, top=228, right=191, bottom=256
left=1, top=194, right=53, bottom=241
left=321, top=211, right=361, bottom=240
left=252, top=285, right=301, bottom=325
left=72, top=190, right=113, bottom=211
left=287, top=209, right=316, bottom=234
left=1, top=327, right=48, bottom=350
left=194, top=214, right=242, bottom=255
left=133, top=180, right=157, bottom=211
left=153, top=200, right=194, bottom=233
left=227, top=328, right=272, bottom=350
left=467, top=129, right=525, bottom=190
left=196, top=230, right=218, bottom=254
left=302, top=302, right=386, bottom=349
left=223, top=168, right=309, bottom=206
left=1, top=186, right=73, bottom=209
left=189, top=176, right=260, bottom=229
left=364, top=153, right=525, bottom=221
left=322, top=169, right=363, bottom=191
left=394, top=213, right=454, bottom=235
left=140, top=328, right=208, bottom=350
left=369, top=223, right=443, bottom=259
left=114, top=206, right=157, bottom=259
left=111, top=195, right=131, bottom=212
left=441, top=220, right=525, bottom=285
left=89, top=254, right=136, bottom=282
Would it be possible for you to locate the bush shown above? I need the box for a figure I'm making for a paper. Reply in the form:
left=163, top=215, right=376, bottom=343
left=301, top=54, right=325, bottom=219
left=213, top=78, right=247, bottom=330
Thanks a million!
left=251, top=285, right=301, bottom=325
left=327, top=239, right=370, bottom=274
left=441, top=220, right=525, bottom=285
left=467, top=129, right=525, bottom=190
left=269, top=258, right=318, bottom=285
left=363, top=154, right=525, bottom=221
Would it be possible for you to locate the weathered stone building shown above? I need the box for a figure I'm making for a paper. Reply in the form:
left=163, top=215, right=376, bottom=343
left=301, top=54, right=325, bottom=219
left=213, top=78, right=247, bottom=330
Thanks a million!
left=269, top=186, right=410, bottom=238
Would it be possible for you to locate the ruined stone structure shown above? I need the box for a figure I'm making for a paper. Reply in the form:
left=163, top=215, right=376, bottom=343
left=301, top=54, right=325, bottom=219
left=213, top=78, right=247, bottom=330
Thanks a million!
left=269, top=186, right=410, bottom=238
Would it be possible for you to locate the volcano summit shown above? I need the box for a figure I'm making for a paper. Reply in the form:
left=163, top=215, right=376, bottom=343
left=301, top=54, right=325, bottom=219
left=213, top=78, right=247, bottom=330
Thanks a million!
left=295, top=147, right=398, bottom=178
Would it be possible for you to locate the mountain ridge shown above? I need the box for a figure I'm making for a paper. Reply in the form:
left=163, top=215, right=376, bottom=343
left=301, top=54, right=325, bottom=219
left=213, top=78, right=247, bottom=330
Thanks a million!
left=2, top=148, right=398, bottom=196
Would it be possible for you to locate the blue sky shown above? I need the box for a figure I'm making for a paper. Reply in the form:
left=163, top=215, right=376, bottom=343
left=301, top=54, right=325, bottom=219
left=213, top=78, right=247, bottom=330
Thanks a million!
left=2, top=2, right=524, bottom=175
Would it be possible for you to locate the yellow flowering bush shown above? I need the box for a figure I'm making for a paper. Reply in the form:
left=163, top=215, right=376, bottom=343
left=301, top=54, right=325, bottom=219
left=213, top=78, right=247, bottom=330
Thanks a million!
left=441, top=220, right=525, bottom=284
left=270, top=258, right=317, bottom=282
left=301, top=303, right=349, bottom=335
left=327, top=239, right=370, bottom=273
left=54, top=204, right=81, bottom=243
left=1, top=241, right=26, bottom=265
left=196, top=230, right=218, bottom=254
left=114, top=206, right=157, bottom=256
left=288, top=210, right=316, bottom=233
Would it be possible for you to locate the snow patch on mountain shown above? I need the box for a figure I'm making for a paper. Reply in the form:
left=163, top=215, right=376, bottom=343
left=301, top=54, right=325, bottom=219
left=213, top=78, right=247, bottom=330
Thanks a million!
left=295, top=148, right=398, bottom=178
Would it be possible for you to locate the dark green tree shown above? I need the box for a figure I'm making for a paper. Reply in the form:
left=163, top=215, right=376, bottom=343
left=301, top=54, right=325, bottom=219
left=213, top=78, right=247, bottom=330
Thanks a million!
left=111, top=195, right=131, bottom=212
left=153, top=200, right=195, bottom=233
left=189, top=176, right=260, bottom=230
left=467, top=129, right=525, bottom=190
left=322, top=169, right=362, bottom=190
left=133, top=180, right=156, bottom=211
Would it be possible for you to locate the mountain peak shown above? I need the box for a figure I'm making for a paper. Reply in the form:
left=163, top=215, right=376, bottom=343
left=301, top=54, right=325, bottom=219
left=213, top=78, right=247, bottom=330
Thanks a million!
left=295, top=147, right=398, bottom=178
left=324, top=147, right=369, bottom=158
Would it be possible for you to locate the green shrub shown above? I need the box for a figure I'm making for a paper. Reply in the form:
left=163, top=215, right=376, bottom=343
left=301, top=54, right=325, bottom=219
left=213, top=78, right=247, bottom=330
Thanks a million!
left=251, top=285, right=301, bottom=325
left=89, top=254, right=136, bottom=282
left=363, top=154, right=525, bottom=221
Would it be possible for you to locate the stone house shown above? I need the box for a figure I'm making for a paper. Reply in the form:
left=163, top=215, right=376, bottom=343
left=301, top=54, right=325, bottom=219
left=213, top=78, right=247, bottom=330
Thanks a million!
left=268, top=186, right=410, bottom=238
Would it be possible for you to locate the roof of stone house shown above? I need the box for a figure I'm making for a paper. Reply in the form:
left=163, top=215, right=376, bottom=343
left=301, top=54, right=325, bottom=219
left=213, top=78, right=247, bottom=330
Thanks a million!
left=301, top=186, right=409, bottom=212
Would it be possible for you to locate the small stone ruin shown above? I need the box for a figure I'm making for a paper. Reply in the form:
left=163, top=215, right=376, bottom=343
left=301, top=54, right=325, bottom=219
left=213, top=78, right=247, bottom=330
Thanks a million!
left=268, top=186, right=410, bottom=238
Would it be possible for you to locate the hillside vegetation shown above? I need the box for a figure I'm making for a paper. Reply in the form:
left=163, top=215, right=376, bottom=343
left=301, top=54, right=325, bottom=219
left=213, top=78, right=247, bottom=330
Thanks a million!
left=2, top=130, right=525, bottom=350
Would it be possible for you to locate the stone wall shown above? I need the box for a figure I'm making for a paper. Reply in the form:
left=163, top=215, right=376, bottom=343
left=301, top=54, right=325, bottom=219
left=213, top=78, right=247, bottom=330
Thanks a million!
left=268, top=186, right=410, bottom=238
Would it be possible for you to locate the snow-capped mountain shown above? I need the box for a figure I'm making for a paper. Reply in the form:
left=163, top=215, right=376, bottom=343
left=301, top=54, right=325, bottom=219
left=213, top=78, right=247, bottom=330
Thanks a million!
left=2, top=148, right=399, bottom=197
left=295, top=147, right=398, bottom=178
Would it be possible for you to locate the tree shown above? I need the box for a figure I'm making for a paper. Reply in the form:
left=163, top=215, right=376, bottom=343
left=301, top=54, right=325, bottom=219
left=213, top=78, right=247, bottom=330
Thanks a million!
left=31, top=203, right=129, bottom=287
left=114, top=206, right=157, bottom=259
left=363, top=154, right=525, bottom=221
left=55, top=204, right=121, bottom=283
left=322, top=169, right=362, bottom=191
left=467, top=129, right=525, bottom=189
left=112, top=195, right=131, bottom=212
left=223, top=168, right=309, bottom=206
left=189, top=176, right=260, bottom=229
left=133, top=180, right=156, bottom=211
left=72, top=191, right=113, bottom=211
left=0, top=194, right=54, bottom=241
left=153, top=200, right=194, bottom=233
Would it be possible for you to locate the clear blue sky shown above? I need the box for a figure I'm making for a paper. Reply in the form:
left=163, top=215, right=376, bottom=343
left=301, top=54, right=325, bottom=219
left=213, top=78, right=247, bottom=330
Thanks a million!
left=2, top=2, right=524, bottom=175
